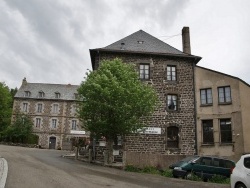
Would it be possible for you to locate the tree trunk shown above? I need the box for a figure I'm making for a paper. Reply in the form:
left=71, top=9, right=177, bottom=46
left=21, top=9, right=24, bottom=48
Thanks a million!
left=106, top=139, right=113, bottom=165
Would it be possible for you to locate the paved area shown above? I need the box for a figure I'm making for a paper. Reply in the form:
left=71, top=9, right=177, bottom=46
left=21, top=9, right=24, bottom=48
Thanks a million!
left=0, top=157, right=8, bottom=188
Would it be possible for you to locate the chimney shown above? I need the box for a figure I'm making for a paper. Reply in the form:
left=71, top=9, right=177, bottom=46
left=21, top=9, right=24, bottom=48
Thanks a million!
left=22, top=77, right=27, bottom=86
left=182, top=27, right=191, bottom=54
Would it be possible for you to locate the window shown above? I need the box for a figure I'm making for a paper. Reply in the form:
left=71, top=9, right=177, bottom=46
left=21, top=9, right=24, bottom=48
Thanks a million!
left=38, top=91, right=45, bottom=98
left=167, top=94, right=177, bottom=111
left=72, top=120, right=77, bottom=130
left=37, top=103, right=42, bottom=113
left=52, top=119, right=57, bottom=129
left=55, top=92, right=60, bottom=99
left=200, top=88, right=212, bottom=105
left=202, top=120, right=214, bottom=144
left=220, top=119, right=232, bottom=143
left=200, top=157, right=212, bottom=166
left=52, top=104, right=59, bottom=113
left=167, top=126, right=179, bottom=148
left=22, top=103, right=28, bottom=112
left=218, top=86, right=231, bottom=103
left=167, top=65, right=176, bottom=81
left=24, top=91, right=31, bottom=97
left=244, top=157, right=250, bottom=169
left=74, top=93, right=78, bottom=100
left=35, top=118, right=41, bottom=128
left=139, top=64, right=150, bottom=80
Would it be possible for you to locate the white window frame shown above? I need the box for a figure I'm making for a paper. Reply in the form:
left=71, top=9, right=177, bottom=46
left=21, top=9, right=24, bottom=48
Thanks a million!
left=52, top=119, right=57, bottom=129
left=22, top=103, right=28, bottom=112
left=52, top=104, right=59, bottom=113
left=71, top=120, right=77, bottom=130
left=35, top=118, right=41, bottom=128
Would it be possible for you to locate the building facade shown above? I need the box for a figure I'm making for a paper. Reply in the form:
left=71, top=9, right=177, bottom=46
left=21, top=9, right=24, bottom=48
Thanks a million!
left=195, top=66, right=250, bottom=161
left=12, top=78, right=87, bottom=150
left=89, top=27, right=202, bottom=167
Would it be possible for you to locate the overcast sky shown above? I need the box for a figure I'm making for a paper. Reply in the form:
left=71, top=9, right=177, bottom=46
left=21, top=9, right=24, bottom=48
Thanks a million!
left=0, top=0, right=250, bottom=89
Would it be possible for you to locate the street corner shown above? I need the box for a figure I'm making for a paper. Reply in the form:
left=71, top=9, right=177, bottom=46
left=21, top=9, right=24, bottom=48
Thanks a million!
left=0, top=157, right=8, bottom=188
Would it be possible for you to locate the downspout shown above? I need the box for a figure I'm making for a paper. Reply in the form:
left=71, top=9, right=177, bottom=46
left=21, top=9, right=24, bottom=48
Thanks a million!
left=192, top=59, right=198, bottom=155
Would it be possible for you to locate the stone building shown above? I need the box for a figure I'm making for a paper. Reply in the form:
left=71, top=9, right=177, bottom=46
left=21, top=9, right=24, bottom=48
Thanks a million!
left=89, top=27, right=202, bottom=167
left=195, top=66, right=250, bottom=161
left=12, top=78, right=87, bottom=149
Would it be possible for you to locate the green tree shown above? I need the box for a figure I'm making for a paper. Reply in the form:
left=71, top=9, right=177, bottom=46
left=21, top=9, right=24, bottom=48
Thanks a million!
left=0, top=82, right=12, bottom=132
left=78, top=58, right=158, bottom=164
left=1, top=113, right=33, bottom=143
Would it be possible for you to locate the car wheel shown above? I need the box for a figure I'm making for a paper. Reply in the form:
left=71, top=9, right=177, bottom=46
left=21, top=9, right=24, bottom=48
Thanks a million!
left=236, top=183, right=246, bottom=188
left=185, top=172, right=192, bottom=180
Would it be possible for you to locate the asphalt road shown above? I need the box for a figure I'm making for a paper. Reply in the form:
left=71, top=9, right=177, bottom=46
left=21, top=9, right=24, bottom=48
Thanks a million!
left=0, top=145, right=230, bottom=188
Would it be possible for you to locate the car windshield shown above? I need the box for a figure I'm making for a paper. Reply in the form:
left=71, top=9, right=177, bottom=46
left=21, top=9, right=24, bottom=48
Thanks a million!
left=180, top=156, right=199, bottom=162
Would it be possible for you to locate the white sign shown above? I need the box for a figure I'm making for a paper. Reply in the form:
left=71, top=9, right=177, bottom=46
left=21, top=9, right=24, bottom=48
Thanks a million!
left=70, top=130, right=86, bottom=135
left=137, top=127, right=161, bottom=134
left=113, top=150, right=119, bottom=156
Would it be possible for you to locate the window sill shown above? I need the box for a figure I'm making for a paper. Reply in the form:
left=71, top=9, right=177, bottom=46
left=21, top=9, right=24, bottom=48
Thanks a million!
left=219, top=142, right=234, bottom=146
left=218, top=102, right=232, bottom=105
left=200, top=104, right=213, bottom=107
left=201, top=143, right=215, bottom=146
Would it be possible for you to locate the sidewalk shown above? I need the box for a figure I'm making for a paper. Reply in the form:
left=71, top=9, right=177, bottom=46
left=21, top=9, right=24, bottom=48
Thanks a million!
left=0, top=157, right=8, bottom=188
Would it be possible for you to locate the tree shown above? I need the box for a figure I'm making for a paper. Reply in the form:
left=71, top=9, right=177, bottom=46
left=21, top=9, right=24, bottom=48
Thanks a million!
left=0, top=82, right=12, bottom=132
left=78, top=58, right=158, bottom=164
left=1, top=113, right=34, bottom=143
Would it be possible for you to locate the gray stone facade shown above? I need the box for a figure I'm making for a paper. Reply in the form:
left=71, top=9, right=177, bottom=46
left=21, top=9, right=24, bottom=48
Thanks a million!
left=91, top=52, right=197, bottom=156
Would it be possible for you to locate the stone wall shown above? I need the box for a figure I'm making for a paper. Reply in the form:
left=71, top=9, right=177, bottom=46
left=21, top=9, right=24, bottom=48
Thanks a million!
left=12, top=98, right=81, bottom=149
left=93, top=52, right=196, bottom=156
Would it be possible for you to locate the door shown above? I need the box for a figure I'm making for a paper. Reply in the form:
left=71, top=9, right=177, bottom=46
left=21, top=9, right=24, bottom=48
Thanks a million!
left=49, top=136, right=56, bottom=149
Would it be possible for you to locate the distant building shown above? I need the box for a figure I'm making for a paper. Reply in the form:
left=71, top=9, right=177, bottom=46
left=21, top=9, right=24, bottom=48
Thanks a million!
left=195, top=66, right=250, bottom=161
left=89, top=27, right=202, bottom=167
left=12, top=78, right=88, bottom=149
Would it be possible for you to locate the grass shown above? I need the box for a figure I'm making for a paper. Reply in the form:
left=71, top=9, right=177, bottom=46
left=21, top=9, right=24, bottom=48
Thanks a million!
left=124, top=165, right=230, bottom=184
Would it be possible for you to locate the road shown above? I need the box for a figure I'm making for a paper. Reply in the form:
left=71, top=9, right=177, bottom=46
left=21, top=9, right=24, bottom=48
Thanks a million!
left=0, top=145, right=229, bottom=188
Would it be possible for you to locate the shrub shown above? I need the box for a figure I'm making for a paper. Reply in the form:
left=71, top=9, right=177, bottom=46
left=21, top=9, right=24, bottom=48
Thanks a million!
left=208, top=175, right=230, bottom=184
left=125, top=165, right=141, bottom=172
left=161, top=169, right=173, bottom=178
left=142, top=166, right=160, bottom=174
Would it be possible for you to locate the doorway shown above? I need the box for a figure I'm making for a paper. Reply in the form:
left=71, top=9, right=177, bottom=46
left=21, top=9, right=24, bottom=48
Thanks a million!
left=49, top=136, right=56, bottom=149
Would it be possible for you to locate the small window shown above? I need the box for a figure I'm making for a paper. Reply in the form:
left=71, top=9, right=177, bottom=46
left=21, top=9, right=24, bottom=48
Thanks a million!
left=37, top=103, right=42, bottom=113
left=139, top=64, right=150, bottom=80
left=52, top=104, right=59, bottom=113
left=22, top=103, right=28, bottom=112
left=72, top=120, right=77, bottom=130
left=167, top=126, right=179, bottom=148
left=35, top=118, right=41, bottom=128
left=74, top=93, right=78, bottom=100
left=218, top=86, right=231, bottom=103
left=167, top=94, right=177, bottom=111
left=202, top=120, right=214, bottom=144
left=24, top=91, right=31, bottom=97
left=55, top=92, right=60, bottom=99
left=220, top=119, right=232, bottom=143
left=244, top=157, right=250, bottom=169
left=52, top=119, right=57, bottom=129
left=167, top=65, right=176, bottom=81
left=38, top=91, right=45, bottom=98
left=200, top=88, right=212, bottom=105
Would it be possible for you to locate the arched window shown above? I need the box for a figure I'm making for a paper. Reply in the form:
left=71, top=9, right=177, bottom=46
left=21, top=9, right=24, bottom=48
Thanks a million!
left=167, top=126, right=179, bottom=148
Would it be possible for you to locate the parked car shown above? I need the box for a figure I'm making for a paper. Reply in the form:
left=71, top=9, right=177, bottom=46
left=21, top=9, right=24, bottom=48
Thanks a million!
left=169, top=155, right=235, bottom=181
left=231, top=154, right=250, bottom=188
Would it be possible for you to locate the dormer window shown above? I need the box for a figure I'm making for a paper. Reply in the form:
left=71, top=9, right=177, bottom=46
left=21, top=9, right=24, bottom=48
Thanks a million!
left=74, top=93, right=78, bottom=100
left=24, top=91, right=31, bottom=97
left=55, top=92, right=60, bottom=99
left=38, top=91, right=45, bottom=98
left=137, top=41, right=144, bottom=44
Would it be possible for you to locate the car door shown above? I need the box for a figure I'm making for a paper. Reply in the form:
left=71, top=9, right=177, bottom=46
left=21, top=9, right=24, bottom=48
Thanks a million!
left=192, top=157, right=213, bottom=179
left=243, top=156, right=250, bottom=186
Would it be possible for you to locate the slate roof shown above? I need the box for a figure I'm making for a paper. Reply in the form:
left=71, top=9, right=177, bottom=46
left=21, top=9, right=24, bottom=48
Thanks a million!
left=90, top=30, right=201, bottom=69
left=15, top=82, right=79, bottom=101
left=103, top=30, right=185, bottom=55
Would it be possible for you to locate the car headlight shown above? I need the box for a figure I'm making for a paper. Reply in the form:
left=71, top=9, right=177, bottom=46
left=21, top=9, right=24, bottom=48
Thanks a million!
left=174, top=167, right=182, bottom=170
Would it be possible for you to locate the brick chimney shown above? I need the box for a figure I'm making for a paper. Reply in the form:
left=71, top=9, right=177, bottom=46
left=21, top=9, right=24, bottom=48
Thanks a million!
left=182, top=27, right=191, bottom=54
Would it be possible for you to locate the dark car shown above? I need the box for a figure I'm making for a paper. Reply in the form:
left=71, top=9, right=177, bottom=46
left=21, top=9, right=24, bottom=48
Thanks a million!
left=170, top=156, right=235, bottom=181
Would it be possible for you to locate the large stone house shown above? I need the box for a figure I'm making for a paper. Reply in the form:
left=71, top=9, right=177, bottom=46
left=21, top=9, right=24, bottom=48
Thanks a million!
left=12, top=78, right=87, bottom=149
left=195, top=66, right=250, bottom=161
left=89, top=27, right=202, bottom=167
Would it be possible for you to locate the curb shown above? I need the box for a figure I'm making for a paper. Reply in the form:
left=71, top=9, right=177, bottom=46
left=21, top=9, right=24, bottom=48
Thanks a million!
left=0, top=158, right=8, bottom=188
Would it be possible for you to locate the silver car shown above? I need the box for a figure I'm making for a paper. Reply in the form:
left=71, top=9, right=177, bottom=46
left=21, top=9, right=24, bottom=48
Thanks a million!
left=231, top=154, right=250, bottom=188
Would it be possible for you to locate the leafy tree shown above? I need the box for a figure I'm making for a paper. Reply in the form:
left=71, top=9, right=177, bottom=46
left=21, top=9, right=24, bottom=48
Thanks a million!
left=1, top=113, right=33, bottom=143
left=0, top=82, right=12, bottom=132
left=78, top=58, right=158, bottom=164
